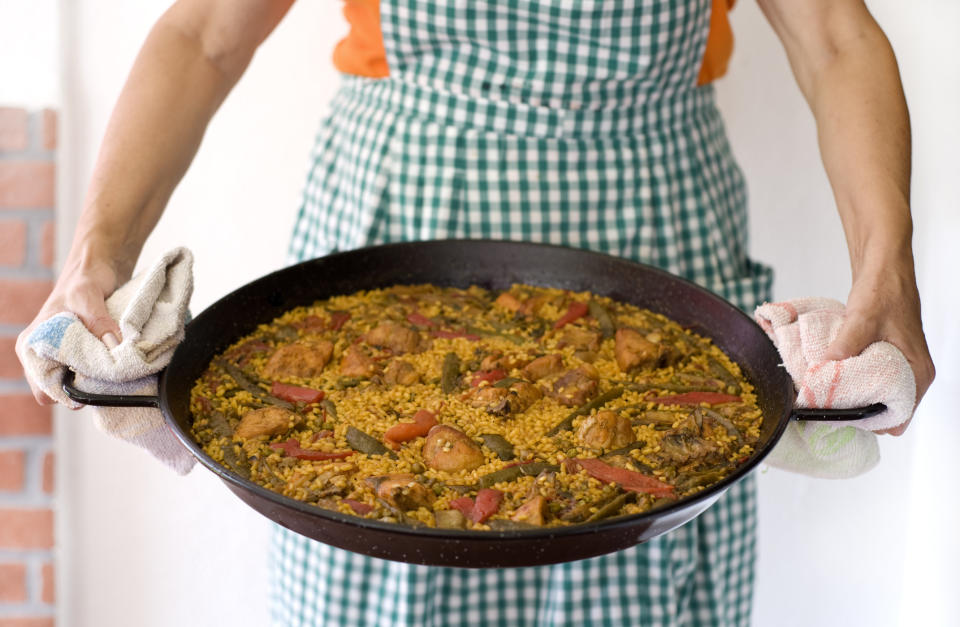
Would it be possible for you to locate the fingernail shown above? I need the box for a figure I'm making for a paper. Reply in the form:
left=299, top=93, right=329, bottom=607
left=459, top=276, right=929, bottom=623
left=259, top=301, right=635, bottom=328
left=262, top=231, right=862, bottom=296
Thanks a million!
left=103, top=332, right=120, bottom=349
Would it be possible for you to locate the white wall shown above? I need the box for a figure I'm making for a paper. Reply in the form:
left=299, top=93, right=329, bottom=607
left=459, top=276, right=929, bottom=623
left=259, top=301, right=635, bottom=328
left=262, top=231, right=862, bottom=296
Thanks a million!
left=0, top=0, right=59, bottom=107
left=56, top=1, right=958, bottom=626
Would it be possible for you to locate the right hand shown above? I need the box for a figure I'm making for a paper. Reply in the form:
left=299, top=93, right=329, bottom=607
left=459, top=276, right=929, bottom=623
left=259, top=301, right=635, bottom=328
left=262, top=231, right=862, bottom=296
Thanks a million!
left=15, top=256, right=123, bottom=405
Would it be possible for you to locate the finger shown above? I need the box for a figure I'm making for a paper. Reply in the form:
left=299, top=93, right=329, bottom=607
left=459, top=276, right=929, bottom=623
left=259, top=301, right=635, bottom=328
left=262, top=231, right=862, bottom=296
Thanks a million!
left=823, top=314, right=877, bottom=362
left=69, top=285, right=122, bottom=344
left=27, top=379, right=56, bottom=406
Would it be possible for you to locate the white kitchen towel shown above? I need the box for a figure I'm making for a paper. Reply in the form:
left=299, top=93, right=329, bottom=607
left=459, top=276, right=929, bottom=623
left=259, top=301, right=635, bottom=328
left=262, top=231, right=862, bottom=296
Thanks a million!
left=23, top=247, right=196, bottom=474
left=754, top=297, right=916, bottom=479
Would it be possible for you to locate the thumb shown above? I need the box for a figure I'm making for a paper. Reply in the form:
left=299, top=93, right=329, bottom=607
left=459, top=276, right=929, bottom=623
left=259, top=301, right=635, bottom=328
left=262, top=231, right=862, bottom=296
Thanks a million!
left=823, top=315, right=876, bottom=362
left=70, top=283, right=122, bottom=347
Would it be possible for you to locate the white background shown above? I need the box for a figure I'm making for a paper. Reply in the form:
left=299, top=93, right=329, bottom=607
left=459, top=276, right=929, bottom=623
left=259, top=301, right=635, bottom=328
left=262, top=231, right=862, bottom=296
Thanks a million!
left=3, top=0, right=955, bottom=625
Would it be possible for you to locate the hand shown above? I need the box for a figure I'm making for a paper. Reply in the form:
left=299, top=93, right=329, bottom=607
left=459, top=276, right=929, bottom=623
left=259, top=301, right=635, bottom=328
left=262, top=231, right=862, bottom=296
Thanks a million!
left=14, top=256, right=123, bottom=405
left=823, top=259, right=935, bottom=436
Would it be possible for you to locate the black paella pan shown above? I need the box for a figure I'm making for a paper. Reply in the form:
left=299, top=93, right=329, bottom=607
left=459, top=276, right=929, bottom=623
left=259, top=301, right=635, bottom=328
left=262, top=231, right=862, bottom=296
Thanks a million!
left=63, top=240, right=883, bottom=568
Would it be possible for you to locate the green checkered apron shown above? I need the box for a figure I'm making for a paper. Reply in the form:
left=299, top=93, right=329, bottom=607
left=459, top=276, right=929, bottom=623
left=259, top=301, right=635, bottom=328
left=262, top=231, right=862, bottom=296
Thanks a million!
left=276, top=0, right=774, bottom=625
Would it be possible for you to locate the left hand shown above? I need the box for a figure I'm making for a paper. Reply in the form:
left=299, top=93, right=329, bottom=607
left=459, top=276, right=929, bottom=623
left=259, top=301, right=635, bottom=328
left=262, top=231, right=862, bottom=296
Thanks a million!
left=823, top=260, right=935, bottom=436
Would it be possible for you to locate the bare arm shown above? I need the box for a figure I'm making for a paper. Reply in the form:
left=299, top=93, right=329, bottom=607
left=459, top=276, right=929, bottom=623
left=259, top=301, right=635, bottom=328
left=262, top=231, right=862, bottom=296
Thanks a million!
left=758, top=0, right=934, bottom=433
left=16, top=0, right=295, bottom=403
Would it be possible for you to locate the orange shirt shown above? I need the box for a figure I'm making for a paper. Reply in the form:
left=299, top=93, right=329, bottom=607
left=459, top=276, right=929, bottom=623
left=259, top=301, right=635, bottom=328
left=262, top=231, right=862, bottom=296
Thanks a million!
left=333, top=0, right=735, bottom=86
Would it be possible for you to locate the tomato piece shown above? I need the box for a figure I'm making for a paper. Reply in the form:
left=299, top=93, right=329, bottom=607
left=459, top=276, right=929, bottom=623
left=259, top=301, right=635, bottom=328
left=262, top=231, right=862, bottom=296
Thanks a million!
left=470, top=369, right=507, bottom=387
left=449, top=497, right=476, bottom=518
left=270, top=382, right=325, bottom=404
left=568, top=458, right=674, bottom=497
left=383, top=409, right=438, bottom=450
left=269, top=438, right=354, bottom=461
left=328, top=311, right=351, bottom=331
left=343, top=499, right=374, bottom=515
left=653, top=391, right=742, bottom=406
left=553, top=301, right=589, bottom=329
left=471, top=489, right=504, bottom=523
left=406, top=312, right=436, bottom=328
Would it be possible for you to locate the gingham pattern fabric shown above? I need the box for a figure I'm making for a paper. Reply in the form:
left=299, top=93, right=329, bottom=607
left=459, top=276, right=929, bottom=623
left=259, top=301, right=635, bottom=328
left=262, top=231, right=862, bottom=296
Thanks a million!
left=277, top=1, right=773, bottom=625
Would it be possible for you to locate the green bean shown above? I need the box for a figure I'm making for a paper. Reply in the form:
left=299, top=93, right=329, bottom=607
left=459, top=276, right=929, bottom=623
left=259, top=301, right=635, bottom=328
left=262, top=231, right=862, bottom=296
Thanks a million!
left=320, top=399, right=338, bottom=420
left=346, top=426, right=397, bottom=459
left=441, top=352, right=461, bottom=395
left=492, top=377, right=522, bottom=389
left=480, top=434, right=516, bottom=461
left=219, top=443, right=251, bottom=479
left=434, top=510, right=468, bottom=529
left=488, top=519, right=539, bottom=531
left=478, top=462, right=558, bottom=489
left=585, top=491, right=631, bottom=523
left=708, top=357, right=741, bottom=395
left=464, top=325, right=525, bottom=345
left=335, top=377, right=363, bottom=390
left=588, top=301, right=616, bottom=339
left=216, top=359, right=294, bottom=410
left=546, top=386, right=625, bottom=436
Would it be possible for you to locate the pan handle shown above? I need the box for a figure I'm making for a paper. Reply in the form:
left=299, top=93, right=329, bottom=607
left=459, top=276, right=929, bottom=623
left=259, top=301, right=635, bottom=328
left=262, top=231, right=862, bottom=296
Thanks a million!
left=61, top=369, right=161, bottom=408
left=790, top=403, right=886, bottom=421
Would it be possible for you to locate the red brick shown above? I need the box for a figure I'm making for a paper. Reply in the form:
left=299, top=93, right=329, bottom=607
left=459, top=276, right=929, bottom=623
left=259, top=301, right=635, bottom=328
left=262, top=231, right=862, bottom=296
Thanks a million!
left=0, top=619, right=55, bottom=627
left=0, top=396, right=52, bottom=436
left=0, top=509, right=54, bottom=549
left=41, top=562, right=54, bottom=604
left=0, top=220, right=28, bottom=266
left=0, top=337, right=25, bottom=378
left=0, top=450, right=25, bottom=492
left=41, top=452, right=53, bottom=494
left=0, top=563, right=27, bottom=602
left=41, top=110, right=57, bottom=151
left=40, top=220, right=55, bottom=268
left=0, top=279, right=52, bottom=324
left=0, top=162, right=55, bottom=209
left=0, top=109, right=29, bottom=152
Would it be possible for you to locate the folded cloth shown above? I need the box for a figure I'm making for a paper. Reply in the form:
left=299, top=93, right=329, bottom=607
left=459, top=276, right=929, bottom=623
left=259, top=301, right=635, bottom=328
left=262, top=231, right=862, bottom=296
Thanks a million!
left=23, top=247, right=196, bottom=474
left=754, top=297, right=915, bottom=479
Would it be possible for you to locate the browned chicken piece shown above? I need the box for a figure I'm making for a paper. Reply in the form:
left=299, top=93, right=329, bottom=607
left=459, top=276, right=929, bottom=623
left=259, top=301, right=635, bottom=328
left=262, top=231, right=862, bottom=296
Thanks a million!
left=526, top=470, right=558, bottom=500
left=656, top=432, right=721, bottom=466
left=494, top=292, right=524, bottom=313
left=557, top=326, right=601, bottom=352
left=235, top=406, right=296, bottom=439
left=614, top=328, right=661, bottom=372
left=479, top=352, right=531, bottom=372
left=551, top=366, right=599, bottom=407
left=340, top=344, right=377, bottom=377
left=519, top=295, right=548, bottom=317
left=365, top=320, right=424, bottom=354
left=372, top=473, right=436, bottom=511
left=468, top=381, right=543, bottom=416
left=262, top=339, right=334, bottom=379
left=511, top=495, right=548, bottom=526
left=422, top=425, right=486, bottom=472
left=383, top=359, right=420, bottom=385
left=576, top=410, right=636, bottom=451
left=522, top=354, right=565, bottom=381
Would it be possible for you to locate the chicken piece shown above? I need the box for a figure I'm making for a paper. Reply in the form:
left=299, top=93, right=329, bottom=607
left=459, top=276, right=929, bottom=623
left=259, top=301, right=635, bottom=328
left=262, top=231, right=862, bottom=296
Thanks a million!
left=372, top=473, right=436, bottom=511
left=656, top=432, right=721, bottom=466
left=522, top=354, right=565, bottom=381
left=479, top=352, right=530, bottom=372
left=614, top=328, right=661, bottom=372
left=494, top=292, right=524, bottom=313
left=526, top=470, right=558, bottom=500
left=235, top=406, right=295, bottom=439
left=576, top=410, right=636, bottom=451
left=511, top=495, right=548, bottom=526
left=364, top=321, right=423, bottom=354
left=340, top=344, right=376, bottom=377
left=557, top=326, right=601, bottom=352
left=383, top=359, right=420, bottom=385
left=469, top=381, right=543, bottom=416
left=422, top=425, right=485, bottom=472
left=262, top=339, right=334, bottom=379
left=551, top=366, right=599, bottom=407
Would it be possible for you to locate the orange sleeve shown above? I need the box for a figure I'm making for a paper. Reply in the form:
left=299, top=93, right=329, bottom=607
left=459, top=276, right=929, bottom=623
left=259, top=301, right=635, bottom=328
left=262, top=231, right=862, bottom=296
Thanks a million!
left=332, top=0, right=389, bottom=78
left=697, top=0, right=735, bottom=85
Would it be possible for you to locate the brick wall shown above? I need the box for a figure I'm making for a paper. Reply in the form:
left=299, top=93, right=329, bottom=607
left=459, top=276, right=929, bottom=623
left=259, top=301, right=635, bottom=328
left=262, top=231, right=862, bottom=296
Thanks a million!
left=0, top=107, right=57, bottom=627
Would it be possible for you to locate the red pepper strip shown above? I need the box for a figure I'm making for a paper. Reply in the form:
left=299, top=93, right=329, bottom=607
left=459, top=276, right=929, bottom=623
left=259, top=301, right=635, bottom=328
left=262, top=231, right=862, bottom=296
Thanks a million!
left=470, top=369, right=507, bottom=387
left=653, top=391, right=742, bottom=406
left=343, top=499, right=374, bottom=515
left=270, top=382, right=325, bottom=404
left=471, top=489, right=504, bottom=523
left=568, top=458, right=675, bottom=497
left=269, top=438, right=354, bottom=461
left=310, top=430, right=334, bottom=442
left=383, top=409, right=438, bottom=450
left=329, top=311, right=351, bottom=331
left=431, top=328, right=482, bottom=341
left=553, top=301, right=589, bottom=329
left=406, top=311, right=436, bottom=328
left=449, top=497, right=476, bottom=518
